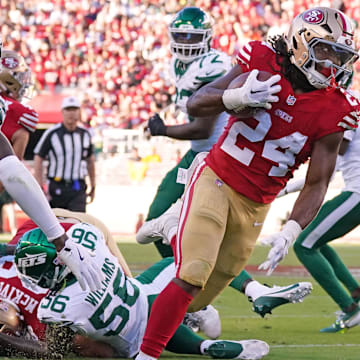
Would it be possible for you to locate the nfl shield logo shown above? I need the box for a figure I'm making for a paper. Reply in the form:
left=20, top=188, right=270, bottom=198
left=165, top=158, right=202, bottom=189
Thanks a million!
left=286, top=95, right=296, bottom=106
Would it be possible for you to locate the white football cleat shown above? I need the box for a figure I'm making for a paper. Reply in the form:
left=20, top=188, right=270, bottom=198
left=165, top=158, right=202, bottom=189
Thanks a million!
left=251, top=282, right=313, bottom=317
left=136, top=198, right=182, bottom=245
left=202, top=339, right=269, bottom=359
left=184, top=305, right=221, bottom=339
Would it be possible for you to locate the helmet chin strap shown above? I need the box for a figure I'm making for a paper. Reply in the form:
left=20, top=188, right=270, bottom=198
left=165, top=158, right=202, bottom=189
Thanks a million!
left=326, top=67, right=338, bottom=92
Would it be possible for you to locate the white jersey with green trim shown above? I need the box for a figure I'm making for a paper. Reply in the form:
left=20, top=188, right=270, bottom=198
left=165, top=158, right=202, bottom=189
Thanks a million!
left=170, top=49, right=232, bottom=152
left=339, top=126, right=360, bottom=194
left=37, top=223, right=149, bottom=358
left=338, top=90, right=360, bottom=194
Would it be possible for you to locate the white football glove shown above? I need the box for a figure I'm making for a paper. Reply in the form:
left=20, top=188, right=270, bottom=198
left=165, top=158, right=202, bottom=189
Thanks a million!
left=258, top=220, right=302, bottom=275
left=276, top=179, right=306, bottom=198
left=222, top=69, right=281, bottom=112
left=58, top=238, right=103, bottom=292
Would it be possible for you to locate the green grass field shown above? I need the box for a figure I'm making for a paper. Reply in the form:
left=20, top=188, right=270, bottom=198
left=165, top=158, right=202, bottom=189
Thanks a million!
left=2, top=233, right=359, bottom=359
left=119, top=242, right=360, bottom=360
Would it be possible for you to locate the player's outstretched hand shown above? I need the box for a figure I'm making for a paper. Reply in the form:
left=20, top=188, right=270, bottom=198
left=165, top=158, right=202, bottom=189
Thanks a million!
left=258, top=220, right=302, bottom=275
left=148, top=113, right=167, bottom=136
left=58, top=238, right=102, bottom=292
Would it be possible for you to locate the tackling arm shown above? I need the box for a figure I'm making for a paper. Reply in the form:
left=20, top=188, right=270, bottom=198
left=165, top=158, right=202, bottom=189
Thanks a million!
left=187, top=65, right=243, bottom=117
left=165, top=115, right=218, bottom=140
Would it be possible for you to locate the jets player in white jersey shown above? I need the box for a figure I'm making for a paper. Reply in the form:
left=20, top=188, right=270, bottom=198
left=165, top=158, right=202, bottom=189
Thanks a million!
left=140, top=6, right=232, bottom=258
left=14, top=223, right=270, bottom=359
left=138, top=7, right=312, bottom=324
left=278, top=116, right=360, bottom=332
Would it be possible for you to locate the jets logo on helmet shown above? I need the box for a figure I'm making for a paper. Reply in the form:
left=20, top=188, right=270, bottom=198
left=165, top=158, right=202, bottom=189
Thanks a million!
left=17, top=253, right=47, bottom=268
left=15, top=228, right=71, bottom=290
left=303, top=9, right=324, bottom=24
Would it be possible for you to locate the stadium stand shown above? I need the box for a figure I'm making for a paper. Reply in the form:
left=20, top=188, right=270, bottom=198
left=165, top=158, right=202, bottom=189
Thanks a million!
left=0, top=0, right=359, bottom=131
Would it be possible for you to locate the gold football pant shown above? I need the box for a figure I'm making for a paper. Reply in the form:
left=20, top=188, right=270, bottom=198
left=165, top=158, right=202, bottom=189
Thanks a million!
left=174, top=165, right=270, bottom=312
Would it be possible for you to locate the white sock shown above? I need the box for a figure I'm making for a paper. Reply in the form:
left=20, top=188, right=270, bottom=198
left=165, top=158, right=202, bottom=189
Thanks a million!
left=200, top=340, right=216, bottom=354
left=0, top=156, right=64, bottom=240
left=135, top=351, right=157, bottom=360
left=244, top=280, right=269, bottom=300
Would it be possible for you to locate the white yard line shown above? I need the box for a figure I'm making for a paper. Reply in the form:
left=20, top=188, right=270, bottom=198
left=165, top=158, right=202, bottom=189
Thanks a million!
left=272, top=344, right=360, bottom=348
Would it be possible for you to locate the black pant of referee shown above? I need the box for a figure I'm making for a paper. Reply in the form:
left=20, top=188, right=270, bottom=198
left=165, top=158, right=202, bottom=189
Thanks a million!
left=48, top=179, right=87, bottom=212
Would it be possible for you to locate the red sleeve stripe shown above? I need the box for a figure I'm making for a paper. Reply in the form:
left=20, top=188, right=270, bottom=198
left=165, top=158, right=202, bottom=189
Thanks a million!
left=19, top=116, right=37, bottom=132
left=22, top=113, right=38, bottom=122
left=236, top=43, right=252, bottom=65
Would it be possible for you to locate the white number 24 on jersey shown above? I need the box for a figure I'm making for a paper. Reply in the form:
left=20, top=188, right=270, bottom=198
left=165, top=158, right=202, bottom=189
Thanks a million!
left=220, top=110, right=308, bottom=177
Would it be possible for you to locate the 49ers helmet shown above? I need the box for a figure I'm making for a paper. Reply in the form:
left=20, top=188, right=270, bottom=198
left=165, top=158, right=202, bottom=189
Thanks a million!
left=15, top=228, right=70, bottom=291
left=169, top=7, right=213, bottom=63
left=0, top=50, right=33, bottom=100
left=0, top=298, right=24, bottom=336
left=287, top=7, right=359, bottom=89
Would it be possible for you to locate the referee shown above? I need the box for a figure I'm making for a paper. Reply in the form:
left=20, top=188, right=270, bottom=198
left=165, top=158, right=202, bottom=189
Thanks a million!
left=34, top=96, right=96, bottom=212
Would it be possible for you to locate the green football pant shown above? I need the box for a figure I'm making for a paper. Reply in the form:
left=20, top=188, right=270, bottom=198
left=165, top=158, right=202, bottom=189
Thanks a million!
left=294, top=191, right=360, bottom=311
left=146, top=149, right=197, bottom=257
left=136, top=257, right=202, bottom=354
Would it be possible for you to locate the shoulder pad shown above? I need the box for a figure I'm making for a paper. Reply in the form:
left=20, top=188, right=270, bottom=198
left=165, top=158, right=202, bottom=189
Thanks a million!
left=195, top=51, right=232, bottom=83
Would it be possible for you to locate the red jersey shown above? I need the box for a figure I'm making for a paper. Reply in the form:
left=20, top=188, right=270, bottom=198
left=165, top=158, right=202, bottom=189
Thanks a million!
left=0, top=259, right=47, bottom=340
left=0, top=94, right=38, bottom=142
left=206, top=41, right=360, bottom=203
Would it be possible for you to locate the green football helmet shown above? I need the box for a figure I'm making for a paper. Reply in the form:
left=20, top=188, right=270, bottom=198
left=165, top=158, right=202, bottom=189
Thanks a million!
left=169, top=7, right=213, bottom=63
left=15, top=228, right=70, bottom=290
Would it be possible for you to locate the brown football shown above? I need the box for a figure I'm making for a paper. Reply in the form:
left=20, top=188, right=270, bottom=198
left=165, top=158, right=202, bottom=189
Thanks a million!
left=225, top=70, right=274, bottom=118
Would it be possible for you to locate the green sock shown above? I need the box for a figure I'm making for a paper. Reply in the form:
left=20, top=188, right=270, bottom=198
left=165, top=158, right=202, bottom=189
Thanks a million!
left=294, top=243, right=354, bottom=311
left=229, top=270, right=252, bottom=293
left=320, top=245, right=360, bottom=293
left=165, top=323, right=203, bottom=354
left=154, top=239, right=174, bottom=258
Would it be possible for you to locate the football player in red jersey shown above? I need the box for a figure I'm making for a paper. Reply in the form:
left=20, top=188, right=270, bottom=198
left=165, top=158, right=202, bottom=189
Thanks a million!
left=0, top=50, right=38, bottom=160
left=136, top=7, right=360, bottom=360
left=0, top=43, right=102, bottom=293
left=0, top=50, right=39, bottom=234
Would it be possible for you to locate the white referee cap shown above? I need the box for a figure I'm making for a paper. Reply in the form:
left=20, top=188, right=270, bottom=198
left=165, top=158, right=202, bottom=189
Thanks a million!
left=61, top=96, right=81, bottom=109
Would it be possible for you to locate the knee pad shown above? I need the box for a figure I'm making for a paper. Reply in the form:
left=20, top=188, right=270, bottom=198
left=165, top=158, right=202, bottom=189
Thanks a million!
left=179, top=259, right=214, bottom=288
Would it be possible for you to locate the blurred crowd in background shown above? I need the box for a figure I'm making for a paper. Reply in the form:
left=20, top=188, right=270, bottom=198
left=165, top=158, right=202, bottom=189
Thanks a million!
left=0, top=0, right=359, bottom=130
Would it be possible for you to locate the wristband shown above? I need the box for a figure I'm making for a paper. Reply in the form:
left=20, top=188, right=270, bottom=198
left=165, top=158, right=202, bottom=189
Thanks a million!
left=282, top=220, right=302, bottom=244
left=222, top=88, right=246, bottom=111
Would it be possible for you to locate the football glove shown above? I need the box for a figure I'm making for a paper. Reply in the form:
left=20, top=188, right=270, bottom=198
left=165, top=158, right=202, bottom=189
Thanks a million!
left=277, top=179, right=306, bottom=198
left=258, top=220, right=302, bottom=275
left=222, top=69, right=281, bottom=112
left=58, top=238, right=102, bottom=292
left=148, top=113, right=167, bottom=136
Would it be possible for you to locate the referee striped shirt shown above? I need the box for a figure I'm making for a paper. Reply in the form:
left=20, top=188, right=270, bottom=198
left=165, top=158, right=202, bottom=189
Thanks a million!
left=34, top=123, right=93, bottom=181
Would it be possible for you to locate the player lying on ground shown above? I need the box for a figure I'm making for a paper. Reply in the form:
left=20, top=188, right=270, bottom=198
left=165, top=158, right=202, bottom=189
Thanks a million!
left=12, top=221, right=270, bottom=360
left=137, top=151, right=313, bottom=321
left=276, top=125, right=360, bottom=333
